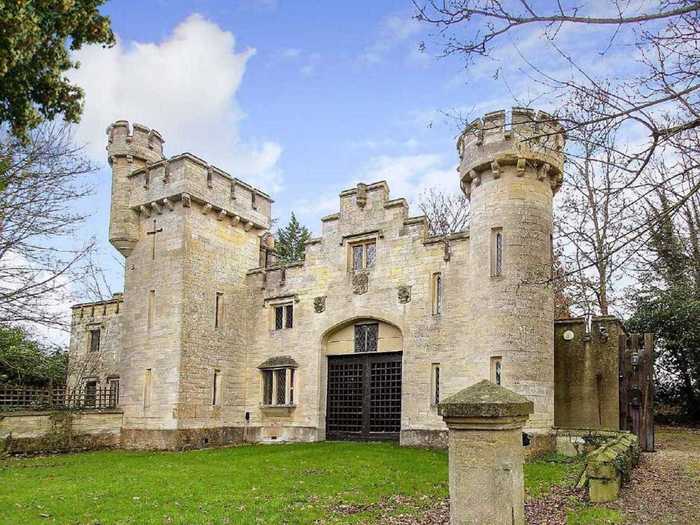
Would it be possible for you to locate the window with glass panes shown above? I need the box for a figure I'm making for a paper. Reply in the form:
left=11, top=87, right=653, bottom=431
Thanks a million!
left=273, top=303, right=294, bottom=330
left=351, top=241, right=376, bottom=272
left=354, top=323, right=379, bottom=353
left=261, top=368, right=295, bottom=406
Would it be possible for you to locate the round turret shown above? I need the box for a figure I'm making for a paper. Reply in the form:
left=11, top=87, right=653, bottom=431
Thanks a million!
left=457, top=108, right=565, bottom=198
left=106, top=121, right=165, bottom=257
left=459, top=107, right=566, bottom=435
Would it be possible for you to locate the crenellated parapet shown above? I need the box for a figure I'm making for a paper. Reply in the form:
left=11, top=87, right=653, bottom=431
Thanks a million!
left=127, top=153, right=273, bottom=231
left=106, top=120, right=165, bottom=166
left=457, top=108, right=566, bottom=197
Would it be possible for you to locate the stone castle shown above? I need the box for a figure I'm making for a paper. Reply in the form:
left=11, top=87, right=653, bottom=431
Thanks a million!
left=68, top=109, right=621, bottom=450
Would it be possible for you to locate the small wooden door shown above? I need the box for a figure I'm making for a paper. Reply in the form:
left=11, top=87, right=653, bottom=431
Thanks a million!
left=619, top=333, right=655, bottom=451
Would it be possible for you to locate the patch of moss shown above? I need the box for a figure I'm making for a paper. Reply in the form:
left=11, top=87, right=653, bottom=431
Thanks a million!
left=567, top=506, right=624, bottom=525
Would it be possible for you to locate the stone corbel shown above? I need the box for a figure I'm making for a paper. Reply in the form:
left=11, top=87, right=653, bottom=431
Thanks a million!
left=231, top=215, right=241, bottom=226
left=139, top=204, right=151, bottom=218
left=538, top=163, right=550, bottom=181
left=491, top=161, right=501, bottom=179
left=516, top=158, right=526, bottom=177
left=162, top=198, right=174, bottom=211
left=217, top=209, right=227, bottom=221
left=474, top=121, right=484, bottom=146
left=244, top=221, right=254, bottom=232
left=472, top=170, right=482, bottom=187
left=182, top=193, right=191, bottom=208
left=150, top=201, right=162, bottom=215
left=202, top=203, right=213, bottom=215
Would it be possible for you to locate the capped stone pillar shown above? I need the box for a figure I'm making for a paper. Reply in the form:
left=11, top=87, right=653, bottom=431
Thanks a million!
left=438, top=380, right=534, bottom=525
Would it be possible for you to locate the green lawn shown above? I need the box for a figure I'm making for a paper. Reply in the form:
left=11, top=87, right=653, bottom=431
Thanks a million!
left=0, top=442, right=577, bottom=524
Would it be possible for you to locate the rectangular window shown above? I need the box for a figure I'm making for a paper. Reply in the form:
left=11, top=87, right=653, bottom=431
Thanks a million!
left=289, top=369, right=295, bottom=405
left=285, top=304, right=293, bottom=329
left=354, top=323, right=379, bottom=353
left=275, top=369, right=287, bottom=405
left=491, top=228, right=503, bottom=277
left=351, top=240, right=376, bottom=271
left=431, top=364, right=440, bottom=406
left=432, top=273, right=443, bottom=315
left=215, top=292, right=224, bottom=329
left=251, top=192, right=258, bottom=210
left=490, top=356, right=503, bottom=386
left=108, top=377, right=120, bottom=406
left=89, top=329, right=101, bottom=352
left=273, top=303, right=293, bottom=330
left=261, top=368, right=295, bottom=406
left=212, top=369, right=222, bottom=406
left=147, top=290, right=156, bottom=329
left=84, top=380, right=97, bottom=408
left=144, top=369, right=152, bottom=409
left=262, top=370, right=273, bottom=405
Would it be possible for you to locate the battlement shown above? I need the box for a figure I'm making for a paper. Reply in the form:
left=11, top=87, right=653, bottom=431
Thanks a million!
left=106, top=120, right=165, bottom=164
left=126, top=153, right=273, bottom=230
left=457, top=107, right=566, bottom=196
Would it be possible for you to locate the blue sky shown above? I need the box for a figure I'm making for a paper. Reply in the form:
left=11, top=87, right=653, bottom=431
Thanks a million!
left=66, top=0, right=638, bottom=292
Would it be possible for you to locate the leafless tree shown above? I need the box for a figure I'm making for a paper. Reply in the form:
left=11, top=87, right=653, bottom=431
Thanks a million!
left=556, top=94, right=642, bottom=316
left=0, top=122, right=97, bottom=331
left=412, top=0, right=700, bottom=323
left=418, top=187, right=470, bottom=236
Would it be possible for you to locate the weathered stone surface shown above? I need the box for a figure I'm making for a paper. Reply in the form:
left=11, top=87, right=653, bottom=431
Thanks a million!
left=441, top=381, right=530, bottom=524
left=439, top=380, right=534, bottom=418
left=0, top=410, right=122, bottom=454
left=66, top=110, right=581, bottom=450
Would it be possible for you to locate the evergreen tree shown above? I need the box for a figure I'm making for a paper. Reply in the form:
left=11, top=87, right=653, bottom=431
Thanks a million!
left=275, top=213, right=311, bottom=264
left=628, top=191, right=700, bottom=420
left=0, top=325, right=67, bottom=386
left=0, top=0, right=115, bottom=141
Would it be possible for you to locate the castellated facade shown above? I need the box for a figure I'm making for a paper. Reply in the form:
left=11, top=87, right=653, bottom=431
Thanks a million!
left=69, top=110, right=613, bottom=451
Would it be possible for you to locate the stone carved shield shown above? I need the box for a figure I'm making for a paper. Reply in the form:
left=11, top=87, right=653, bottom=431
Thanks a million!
left=398, top=285, right=411, bottom=304
left=352, top=272, right=369, bottom=295
left=314, top=296, right=326, bottom=313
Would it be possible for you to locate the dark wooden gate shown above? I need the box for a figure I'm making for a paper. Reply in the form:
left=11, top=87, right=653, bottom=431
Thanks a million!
left=619, top=333, right=655, bottom=452
left=326, top=351, right=402, bottom=440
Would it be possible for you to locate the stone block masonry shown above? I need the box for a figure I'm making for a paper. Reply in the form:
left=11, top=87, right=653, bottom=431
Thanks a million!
left=66, top=109, right=620, bottom=451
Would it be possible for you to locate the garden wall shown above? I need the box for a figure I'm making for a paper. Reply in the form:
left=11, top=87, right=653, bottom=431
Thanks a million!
left=554, top=317, right=623, bottom=430
left=0, top=410, right=122, bottom=454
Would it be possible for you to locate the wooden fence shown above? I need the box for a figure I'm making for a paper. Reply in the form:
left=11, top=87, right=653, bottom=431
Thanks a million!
left=0, top=385, right=118, bottom=411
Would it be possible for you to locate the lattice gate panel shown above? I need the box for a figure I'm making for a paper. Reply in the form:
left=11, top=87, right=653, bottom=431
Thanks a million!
left=326, top=360, right=364, bottom=435
left=370, top=361, right=402, bottom=433
left=326, top=352, right=402, bottom=440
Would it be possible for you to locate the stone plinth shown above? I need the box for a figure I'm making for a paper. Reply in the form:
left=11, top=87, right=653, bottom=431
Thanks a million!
left=438, top=380, right=534, bottom=525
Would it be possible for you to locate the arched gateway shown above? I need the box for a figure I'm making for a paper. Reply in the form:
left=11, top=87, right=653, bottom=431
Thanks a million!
left=324, top=318, right=403, bottom=440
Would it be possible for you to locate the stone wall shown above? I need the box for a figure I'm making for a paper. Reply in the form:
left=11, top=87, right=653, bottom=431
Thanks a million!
left=69, top=296, right=123, bottom=389
left=244, top=182, right=469, bottom=444
left=0, top=410, right=123, bottom=454
left=554, top=317, right=623, bottom=430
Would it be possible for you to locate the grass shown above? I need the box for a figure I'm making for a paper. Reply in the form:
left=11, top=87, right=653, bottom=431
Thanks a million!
left=524, top=452, right=582, bottom=498
left=567, top=507, right=624, bottom=525
left=0, top=442, right=582, bottom=525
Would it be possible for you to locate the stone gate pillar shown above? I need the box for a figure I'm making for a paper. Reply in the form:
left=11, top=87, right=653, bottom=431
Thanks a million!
left=438, top=380, right=534, bottom=525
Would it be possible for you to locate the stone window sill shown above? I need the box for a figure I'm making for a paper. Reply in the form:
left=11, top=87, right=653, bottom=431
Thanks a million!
left=260, top=404, right=296, bottom=416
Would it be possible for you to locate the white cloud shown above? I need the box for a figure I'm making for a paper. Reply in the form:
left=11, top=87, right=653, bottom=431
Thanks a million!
left=69, top=14, right=283, bottom=192
left=271, top=48, right=321, bottom=77
left=359, top=13, right=424, bottom=65
left=359, top=154, right=457, bottom=204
